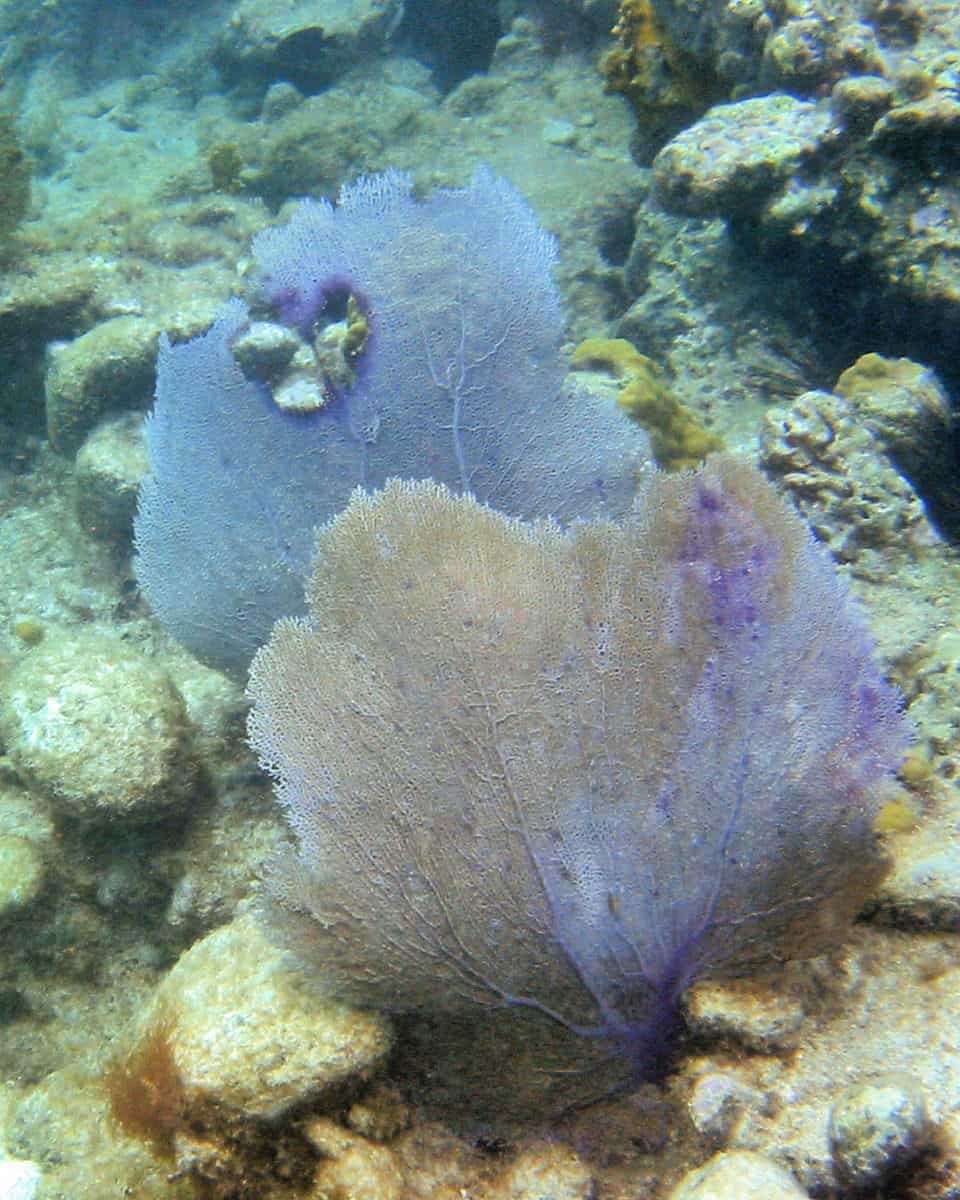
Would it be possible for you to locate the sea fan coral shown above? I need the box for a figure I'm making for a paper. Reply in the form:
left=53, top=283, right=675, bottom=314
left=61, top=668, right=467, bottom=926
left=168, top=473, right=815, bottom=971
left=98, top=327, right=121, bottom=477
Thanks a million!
left=135, top=168, right=649, bottom=675
left=247, top=458, right=909, bottom=1086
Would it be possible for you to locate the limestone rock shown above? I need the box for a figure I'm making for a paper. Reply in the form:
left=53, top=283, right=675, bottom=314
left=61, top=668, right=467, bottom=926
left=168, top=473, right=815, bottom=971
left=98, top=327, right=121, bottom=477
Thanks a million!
left=216, top=0, right=403, bottom=91
left=0, top=787, right=53, bottom=917
left=0, top=837, right=44, bottom=917
left=0, top=631, right=196, bottom=823
left=496, top=1143, right=594, bottom=1200
left=759, top=387, right=943, bottom=575
left=872, top=792, right=960, bottom=932
left=832, top=353, right=957, bottom=524
left=686, top=1070, right=767, bottom=1146
left=44, top=316, right=157, bottom=454
left=653, top=95, right=836, bottom=218
left=145, top=913, right=391, bottom=1121
left=305, top=1119, right=404, bottom=1200
left=8, top=1067, right=192, bottom=1199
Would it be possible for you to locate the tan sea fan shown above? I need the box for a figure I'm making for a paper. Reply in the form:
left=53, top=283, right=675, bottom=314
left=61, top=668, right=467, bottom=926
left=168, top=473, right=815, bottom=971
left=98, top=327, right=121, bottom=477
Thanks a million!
left=247, top=458, right=908, bottom=1086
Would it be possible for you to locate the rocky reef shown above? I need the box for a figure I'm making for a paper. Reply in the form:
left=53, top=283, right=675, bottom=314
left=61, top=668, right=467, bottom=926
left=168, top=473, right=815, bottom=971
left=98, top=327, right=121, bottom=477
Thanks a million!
left=0, top=1, right=959, bottom=1197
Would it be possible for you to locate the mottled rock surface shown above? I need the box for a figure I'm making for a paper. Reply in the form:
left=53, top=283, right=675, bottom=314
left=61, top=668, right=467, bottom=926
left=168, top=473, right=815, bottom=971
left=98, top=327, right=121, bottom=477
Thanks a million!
left=8, top=1067, right=193, bottom=1200
left=685, top=979, right=806, bottom=1054
left=44, top=317, right=157, bottom=454
left=0, top=787, right=53, bottom=919
left=648, top=0, right=960, bottom=322
left=686, top=1070, right=768, bottom=1146
left=829, top=1073, right=930, bottom=1189
left=668, top=1149, right=809, bottom=1199
left=653, top=95, right=836, bottom=218
left=758, top=354, right=958, bottom=597
left=144, top=913, right=391, bottom=1121
left=216, top=0, right=403, bottom=90
left=73, top=411, right=148, bottom=546
left=0, top=837, right=44, bottom=918
left=0, top=631, right=196, bottom=823
left=496, top=1143, right=595, bottom=1200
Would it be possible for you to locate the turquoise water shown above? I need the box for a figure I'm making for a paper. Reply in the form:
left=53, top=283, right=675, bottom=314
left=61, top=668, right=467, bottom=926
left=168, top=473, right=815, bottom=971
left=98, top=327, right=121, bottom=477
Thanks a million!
left=0, top=2, right=958, bottom=1197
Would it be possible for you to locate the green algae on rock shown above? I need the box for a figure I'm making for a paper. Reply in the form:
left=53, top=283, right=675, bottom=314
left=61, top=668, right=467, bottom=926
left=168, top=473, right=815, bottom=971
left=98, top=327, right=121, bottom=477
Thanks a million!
left=44, top=316, right=158, bottom=455
left=0, top=110, right=30, bottom=253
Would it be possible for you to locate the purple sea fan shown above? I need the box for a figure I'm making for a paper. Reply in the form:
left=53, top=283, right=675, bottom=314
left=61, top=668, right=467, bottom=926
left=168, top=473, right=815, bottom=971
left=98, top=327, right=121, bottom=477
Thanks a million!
left=135, top=167, right=650, bottom=676
left=251, top=165, right=611, bottom=510
left=246, top=457, right=910, bottom=1093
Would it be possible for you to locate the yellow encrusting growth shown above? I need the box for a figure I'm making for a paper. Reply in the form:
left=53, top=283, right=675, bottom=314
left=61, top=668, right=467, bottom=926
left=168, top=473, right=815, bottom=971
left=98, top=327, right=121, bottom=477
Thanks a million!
left=571, top=336, right=647, bottom=380
left=874, top=795, right=919, bottom=834
left=835, top=352, right=929, bottom=399
left=898, top=747, right=933, bottom=787
left=571, top=337, right=724, bottom=471
left=343, top=295, right=370, bottom=365
left=12, top=617, right=45, bottom=646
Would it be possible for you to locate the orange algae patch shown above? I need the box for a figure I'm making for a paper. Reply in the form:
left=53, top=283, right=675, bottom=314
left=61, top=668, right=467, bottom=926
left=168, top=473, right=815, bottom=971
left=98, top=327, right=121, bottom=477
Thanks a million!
left=601, top=0, right=715, bottom=119
left=105, top=1012, right=186, bottom=1160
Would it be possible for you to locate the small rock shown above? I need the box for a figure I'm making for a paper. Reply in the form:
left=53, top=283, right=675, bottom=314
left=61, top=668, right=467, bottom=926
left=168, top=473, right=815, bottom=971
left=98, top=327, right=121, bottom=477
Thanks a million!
left=829, top=1073, right=930, bottom=1189
left=261, top=81, right=303, bottom=122
left=669, top=1149, right=809, bottom=1199
left=687, top=1070, right=765, bottom=1144
left=542, top=118, right=577, bottom=147
left=0, top=787, right=55, bottom=847
left=874, top=817, right=960, bottom=931
left=217, top=0, right=403, bottom=89
left=497, top=1142, right=594, bottom=1200
left=763, top=16, right=830, bottom=85
left=274, top=375, right=328, bottom=413
left=0, top=790, right=54, bottom=919
left=0, top=261, right=95, bottom=339
left=652, top=95, right=836, bottom=218
left=144, top=913, right=391, bottom=1121
left=0, top=631, right=196, bottom=823
left=305, top=1119, right=404, bottom=1200
left=831, top=75, right=893, bottom=129
left=345, top=1084, right=410, bottom=1142
left=759, top=387, right=944, bottom=574
left=834, top=354, right=954, bottom=492
left=871, top=94, right=960, bottom=150
left=231, top=320, right=304, bottom=380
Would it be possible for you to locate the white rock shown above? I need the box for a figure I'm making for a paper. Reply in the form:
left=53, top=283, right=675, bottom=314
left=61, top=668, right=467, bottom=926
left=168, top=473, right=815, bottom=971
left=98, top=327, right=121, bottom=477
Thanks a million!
left=0, top=1159, right=41, bottom=1200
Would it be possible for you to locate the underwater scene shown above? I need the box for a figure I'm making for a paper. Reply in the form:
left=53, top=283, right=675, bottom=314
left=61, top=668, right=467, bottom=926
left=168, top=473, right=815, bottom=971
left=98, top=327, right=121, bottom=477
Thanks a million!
left=1, top=0, right=960, bottom=1196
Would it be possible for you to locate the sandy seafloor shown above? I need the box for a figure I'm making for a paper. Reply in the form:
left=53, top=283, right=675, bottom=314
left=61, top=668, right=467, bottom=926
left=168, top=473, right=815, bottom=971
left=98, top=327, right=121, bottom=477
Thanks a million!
left=1, top=1, right=960, bottom=1197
